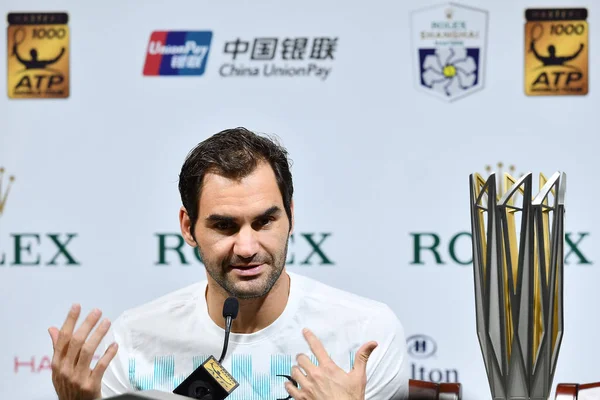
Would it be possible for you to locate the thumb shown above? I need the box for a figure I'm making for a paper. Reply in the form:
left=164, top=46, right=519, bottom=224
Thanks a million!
left=352, top=341, right=378, bottom=374
left=48, top=327, right=59, bottom=349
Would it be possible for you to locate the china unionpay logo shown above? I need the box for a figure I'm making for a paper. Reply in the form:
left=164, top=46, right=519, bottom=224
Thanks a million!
left=411, top=3, right=488, bottom=102
left=143, top=31, right=212, bottom=76
left=7, top=12, right=70, bottom=98
left=525, top=8, right=588, bottom=95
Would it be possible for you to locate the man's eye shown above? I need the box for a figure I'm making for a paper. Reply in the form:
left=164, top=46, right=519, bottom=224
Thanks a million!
left=215, top=222, right=232, bottom=230
left=259, top=217, right=272, bottom=226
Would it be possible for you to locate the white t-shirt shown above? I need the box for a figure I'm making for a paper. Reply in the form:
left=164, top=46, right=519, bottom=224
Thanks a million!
left=101, top=271, right=409, bottom=399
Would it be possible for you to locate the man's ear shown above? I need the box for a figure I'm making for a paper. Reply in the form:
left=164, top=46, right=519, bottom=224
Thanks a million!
left=179, top=206, right=197, bottom=247
left=289, top=200, right=295, bottom=236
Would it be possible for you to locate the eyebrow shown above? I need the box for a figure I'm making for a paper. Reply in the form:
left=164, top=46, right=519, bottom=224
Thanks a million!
left=205, top=206, right=282, bottom=224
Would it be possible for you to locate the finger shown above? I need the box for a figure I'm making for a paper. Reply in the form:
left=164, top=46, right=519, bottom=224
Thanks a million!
left=352, top=341, right=378, bottom=373
left=48, top=327, right=60, bottom=350
left=64, top=308, right=102, bottom=367
left=54, top=304, right=82, bottom=361
left=90, top=342, right=119, bottom=383
left=285, top=381, right=302, bottom=399
left=302, top=328, right=331, bottom=365
left=296, top=353, right=317, bottom=376
left=290, top=365, right=308, bottom=389
left=74, top=319, right=111, bottom=377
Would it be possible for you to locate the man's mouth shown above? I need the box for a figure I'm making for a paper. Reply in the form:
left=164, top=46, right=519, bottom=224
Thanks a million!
left=229, top=263, right=264, bottom=276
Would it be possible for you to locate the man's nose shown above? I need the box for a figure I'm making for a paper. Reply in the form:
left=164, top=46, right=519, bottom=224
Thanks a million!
left=233, top=226, right=259, bottom=259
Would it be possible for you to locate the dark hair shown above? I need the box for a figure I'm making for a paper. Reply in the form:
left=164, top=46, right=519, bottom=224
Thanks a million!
left=178, top=127, right=294, bottom=237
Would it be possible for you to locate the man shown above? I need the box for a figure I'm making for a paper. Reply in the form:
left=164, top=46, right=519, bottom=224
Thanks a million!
left=48, top=128, right=409, bottom=400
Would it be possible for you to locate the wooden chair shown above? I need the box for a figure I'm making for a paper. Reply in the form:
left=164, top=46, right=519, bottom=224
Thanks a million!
left=409, top=379, right=462, bottom=399
left=556, top=382, right=600, bottom=400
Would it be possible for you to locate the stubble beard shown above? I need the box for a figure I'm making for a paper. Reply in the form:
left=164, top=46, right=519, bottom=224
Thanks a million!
left=200, top=240, right=288, bottom=299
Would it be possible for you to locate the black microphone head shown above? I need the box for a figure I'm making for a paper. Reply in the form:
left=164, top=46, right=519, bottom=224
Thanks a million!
left=223, top=297, right=239, bottom=319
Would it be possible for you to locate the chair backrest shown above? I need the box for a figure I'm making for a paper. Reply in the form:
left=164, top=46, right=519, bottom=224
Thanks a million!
left=408, top=379, right=462, bottom=400
left=556, top=382, right=600, bottom=400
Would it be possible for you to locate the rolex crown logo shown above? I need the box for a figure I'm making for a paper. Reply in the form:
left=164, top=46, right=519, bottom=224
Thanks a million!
left=445, top=8, right=453, bottom=20
left=0, top=167, right=16, bottom=217
left=484, top=162, right=526, bottom=198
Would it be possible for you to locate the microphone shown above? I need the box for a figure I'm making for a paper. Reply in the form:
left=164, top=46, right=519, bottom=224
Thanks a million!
left=173, top=297, right=240, bottom=400
left=219, top=297, right=239, bottom=363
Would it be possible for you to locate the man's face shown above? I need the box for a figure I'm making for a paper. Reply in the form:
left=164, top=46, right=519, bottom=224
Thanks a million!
left=183, top=162, right=292, bottom=299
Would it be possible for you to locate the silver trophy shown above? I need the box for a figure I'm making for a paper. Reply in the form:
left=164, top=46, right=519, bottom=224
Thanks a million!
left=469, top=166, right=566, bottom=400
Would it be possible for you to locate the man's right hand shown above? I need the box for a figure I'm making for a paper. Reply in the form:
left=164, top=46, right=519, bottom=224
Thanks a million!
left=49, top=304, right=119, bottom=400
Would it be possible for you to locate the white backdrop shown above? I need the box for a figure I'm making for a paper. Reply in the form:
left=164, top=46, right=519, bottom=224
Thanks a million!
left=1, top=0, right=599, bottom=399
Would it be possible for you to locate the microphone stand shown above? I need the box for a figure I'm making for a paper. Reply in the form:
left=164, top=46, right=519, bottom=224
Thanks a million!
left=173, top=297, right=240, bottom=400
left=218, top=315, right=233, bottom=364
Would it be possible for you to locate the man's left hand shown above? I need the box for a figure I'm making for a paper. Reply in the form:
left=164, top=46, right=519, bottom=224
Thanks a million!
left=285, top=328, right=378, bottom=400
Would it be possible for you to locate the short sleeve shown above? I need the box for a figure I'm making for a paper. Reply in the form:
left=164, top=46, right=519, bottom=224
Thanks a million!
left=100, top=315, right=133, bottom=398
left=363, top=306, right=410, bottom=400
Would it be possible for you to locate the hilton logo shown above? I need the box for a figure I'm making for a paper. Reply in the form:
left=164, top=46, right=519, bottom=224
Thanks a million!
left=407, top=334, right=458, bottom=383
left=407, top=334, right=437, bottom=359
